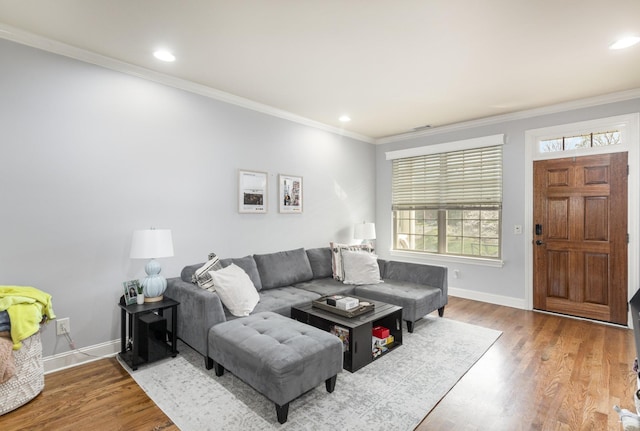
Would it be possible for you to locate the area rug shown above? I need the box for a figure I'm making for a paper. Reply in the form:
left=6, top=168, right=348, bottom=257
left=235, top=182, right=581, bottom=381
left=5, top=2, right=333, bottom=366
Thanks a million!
left=121, top=316, right=501, bottom=430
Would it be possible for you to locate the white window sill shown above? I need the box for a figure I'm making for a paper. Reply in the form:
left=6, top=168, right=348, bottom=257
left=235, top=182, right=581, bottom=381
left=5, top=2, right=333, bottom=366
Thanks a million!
left=389, top=250, right=505, bottom=268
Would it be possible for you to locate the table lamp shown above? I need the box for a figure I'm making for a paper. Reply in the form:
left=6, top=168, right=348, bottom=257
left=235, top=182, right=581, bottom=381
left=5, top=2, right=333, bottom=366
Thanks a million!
left=354, top=222, right=376, bottom=247
left=130, top=228, right=174, bottom=302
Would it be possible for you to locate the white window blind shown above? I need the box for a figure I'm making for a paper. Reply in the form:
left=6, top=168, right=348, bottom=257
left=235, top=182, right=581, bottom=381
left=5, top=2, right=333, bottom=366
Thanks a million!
left=392, top=145, right=503, bottom=210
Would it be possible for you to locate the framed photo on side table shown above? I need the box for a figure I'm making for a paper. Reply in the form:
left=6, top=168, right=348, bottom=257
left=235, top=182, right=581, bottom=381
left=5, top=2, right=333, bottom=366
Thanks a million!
left=238, top=169, right=268, bottom=213
left=279, top=174, right=303, bottom=213
left=122, top=280, right=141, bottom=305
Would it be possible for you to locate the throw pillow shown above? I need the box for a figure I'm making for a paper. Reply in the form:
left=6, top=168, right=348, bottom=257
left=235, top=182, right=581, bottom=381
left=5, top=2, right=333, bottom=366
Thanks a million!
left=330, top=242, right=374, bottom=281
left=181, top=263, right=204, bottom=283
left=191, top=253, right=223, bottom=291
left=341, top=250, right=383, bottom=285
left=306, top=247, right=333, bottom=279
left=208, top=264, right=259, bottom=317
left=219, top=255, right=263, bottom=291
left=253, top=248, right=313, bottom=289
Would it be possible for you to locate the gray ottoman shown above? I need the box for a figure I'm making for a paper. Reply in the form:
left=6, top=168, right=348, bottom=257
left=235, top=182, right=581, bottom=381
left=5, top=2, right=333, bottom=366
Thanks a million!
left=206, top=312, right=343, bottom=424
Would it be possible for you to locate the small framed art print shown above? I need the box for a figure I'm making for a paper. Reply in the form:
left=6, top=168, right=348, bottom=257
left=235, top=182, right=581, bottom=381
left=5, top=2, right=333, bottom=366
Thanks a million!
left=122, top=280, right=141, bottom=305
left=279, top=174, right=303, bottom=213
left=238, top=169, right=268, bottom=213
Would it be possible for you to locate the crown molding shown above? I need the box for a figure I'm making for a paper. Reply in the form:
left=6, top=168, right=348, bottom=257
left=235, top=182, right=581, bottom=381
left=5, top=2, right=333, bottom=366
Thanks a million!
left=0, top=24, right=375, bottom=144
left=4, top=23, right=638, bottom=147
left=375, top=88, right=640, bottom=145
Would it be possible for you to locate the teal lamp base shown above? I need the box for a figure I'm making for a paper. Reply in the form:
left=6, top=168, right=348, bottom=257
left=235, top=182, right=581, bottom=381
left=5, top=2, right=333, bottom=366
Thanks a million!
left=141, top=258, right=167, bottom=302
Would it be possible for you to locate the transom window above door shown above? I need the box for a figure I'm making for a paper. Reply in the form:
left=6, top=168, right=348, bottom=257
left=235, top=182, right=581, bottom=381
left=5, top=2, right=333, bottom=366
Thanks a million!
left=530, top=114, right=634, bottom=161
left=539, top=130, right=621, bottom=153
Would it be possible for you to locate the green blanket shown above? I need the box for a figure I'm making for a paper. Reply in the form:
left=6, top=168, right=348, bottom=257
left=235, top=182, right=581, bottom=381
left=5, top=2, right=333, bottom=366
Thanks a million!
left=0, top=286, right=56, bottom=349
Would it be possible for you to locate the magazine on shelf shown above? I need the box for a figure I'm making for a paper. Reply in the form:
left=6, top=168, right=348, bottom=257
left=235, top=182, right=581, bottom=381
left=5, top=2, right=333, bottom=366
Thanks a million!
left=330, top=324, right=350, bottom=352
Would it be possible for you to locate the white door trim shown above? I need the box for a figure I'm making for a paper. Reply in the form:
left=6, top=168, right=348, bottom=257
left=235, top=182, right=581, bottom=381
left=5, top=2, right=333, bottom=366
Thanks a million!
left=524, top=113, right=640, bottom=326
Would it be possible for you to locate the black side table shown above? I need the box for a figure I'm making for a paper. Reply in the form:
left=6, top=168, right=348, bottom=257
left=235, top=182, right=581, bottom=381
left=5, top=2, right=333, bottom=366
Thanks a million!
left=118, top=296, right=179, bottom=370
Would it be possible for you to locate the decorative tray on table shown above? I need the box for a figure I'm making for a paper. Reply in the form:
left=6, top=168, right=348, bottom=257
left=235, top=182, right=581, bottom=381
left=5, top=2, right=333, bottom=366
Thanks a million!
left=312, top=295, right=375, bottom=318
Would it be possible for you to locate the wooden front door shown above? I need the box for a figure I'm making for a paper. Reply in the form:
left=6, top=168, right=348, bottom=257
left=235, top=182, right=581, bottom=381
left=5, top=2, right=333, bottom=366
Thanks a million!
left=533, top=152, right=628, bottom=325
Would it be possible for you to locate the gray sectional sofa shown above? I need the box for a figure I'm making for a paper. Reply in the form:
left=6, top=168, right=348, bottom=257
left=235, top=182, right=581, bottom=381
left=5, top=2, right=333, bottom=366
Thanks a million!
left=165, top=247, right=448, bottom=362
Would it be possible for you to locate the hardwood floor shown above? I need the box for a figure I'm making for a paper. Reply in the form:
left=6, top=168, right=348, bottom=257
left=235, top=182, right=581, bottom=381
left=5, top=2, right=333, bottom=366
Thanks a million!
left=3, top=297, right=636, bottom=430
left=2, top=355, right=177, bottom=431
left=416, top=297, right=636, bottom=431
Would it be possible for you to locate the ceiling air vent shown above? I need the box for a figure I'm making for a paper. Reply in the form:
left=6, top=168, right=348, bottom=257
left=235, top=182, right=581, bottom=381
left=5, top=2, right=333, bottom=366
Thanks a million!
left=412, top=125, right=432, bottom=132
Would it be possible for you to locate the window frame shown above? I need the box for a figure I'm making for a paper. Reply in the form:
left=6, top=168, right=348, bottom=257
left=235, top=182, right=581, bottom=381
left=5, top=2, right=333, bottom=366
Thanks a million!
left=386, top=134, right=505, bottom=263
left=393, top=207, right=502, bottom=259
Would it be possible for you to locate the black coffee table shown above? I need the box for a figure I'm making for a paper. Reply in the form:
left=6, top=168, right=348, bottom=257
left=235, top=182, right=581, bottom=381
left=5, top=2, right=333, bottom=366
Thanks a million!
left=291, top=296, right=403, bottom=372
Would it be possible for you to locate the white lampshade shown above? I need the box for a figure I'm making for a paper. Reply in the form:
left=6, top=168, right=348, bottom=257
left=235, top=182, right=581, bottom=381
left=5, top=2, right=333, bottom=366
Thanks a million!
left=354, top=222, right=376, bottom=240
left=130, top=228, right=174, bottom=303
left=130, top=229, right=174, bottom=259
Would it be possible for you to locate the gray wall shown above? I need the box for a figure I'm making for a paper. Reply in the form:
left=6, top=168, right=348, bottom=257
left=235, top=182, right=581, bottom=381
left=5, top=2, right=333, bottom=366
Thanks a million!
left=376, top=98, right=640, bottom=304
left=0, top=39, right=376, bottom=355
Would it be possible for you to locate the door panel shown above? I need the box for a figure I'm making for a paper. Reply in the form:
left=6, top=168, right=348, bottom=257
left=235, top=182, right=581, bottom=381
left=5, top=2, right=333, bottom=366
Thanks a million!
left=547, top=251, right=569, bottom=299
left=584, top=253, right=608, bottom=304
left=584, top=197, right=608, bottom=240
left=548, top=168, right=570, bottom=186
left=548, top=198, right=569, bottom=239
left=533, top=152, right=627, bottom=325
left=584, top=165, right=608, bottom=184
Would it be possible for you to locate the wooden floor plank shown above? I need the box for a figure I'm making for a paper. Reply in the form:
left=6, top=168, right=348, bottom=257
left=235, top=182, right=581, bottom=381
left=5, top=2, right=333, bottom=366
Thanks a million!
left=2, top=297, right=636, bottom=430
left=1, top=356, right=177, bottom=431
left=416, top=297, right=636, bottom=431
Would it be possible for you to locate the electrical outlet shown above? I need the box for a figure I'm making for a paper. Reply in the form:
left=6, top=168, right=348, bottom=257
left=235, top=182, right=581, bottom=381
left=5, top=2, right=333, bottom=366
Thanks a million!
left=56, top=317, right=70, bottom=335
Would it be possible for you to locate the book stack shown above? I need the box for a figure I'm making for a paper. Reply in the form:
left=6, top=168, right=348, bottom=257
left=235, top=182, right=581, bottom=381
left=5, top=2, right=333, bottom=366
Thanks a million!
left=371, top=326, right=394, bottom=358
left=326, top=295, right=359, bottom=310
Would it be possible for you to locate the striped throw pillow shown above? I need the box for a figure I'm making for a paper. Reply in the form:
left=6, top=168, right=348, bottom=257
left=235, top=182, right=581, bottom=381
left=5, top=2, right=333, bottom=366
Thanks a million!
left=329, top=242, right=374, bottom=281
left=191, top=253, right=223, bottom=291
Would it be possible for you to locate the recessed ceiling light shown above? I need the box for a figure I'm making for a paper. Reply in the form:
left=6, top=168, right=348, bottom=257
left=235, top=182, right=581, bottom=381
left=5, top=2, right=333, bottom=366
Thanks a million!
left=339, top=115, right=351, bottom=123
left=153, top=50, right=176, bottom=62
left=609, top=36, right=640, bottom=50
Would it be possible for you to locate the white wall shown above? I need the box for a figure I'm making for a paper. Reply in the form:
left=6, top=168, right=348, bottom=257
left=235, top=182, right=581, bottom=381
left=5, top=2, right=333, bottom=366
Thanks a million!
left=0, top=39, right=376, bottom=356
left=376, top=99, right=640, bottom=307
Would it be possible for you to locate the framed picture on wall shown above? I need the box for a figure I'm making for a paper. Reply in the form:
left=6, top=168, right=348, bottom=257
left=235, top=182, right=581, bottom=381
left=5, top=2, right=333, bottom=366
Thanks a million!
left=238, top=169, right=268, bottom=213
left=279, top=174, right=303, bottom=213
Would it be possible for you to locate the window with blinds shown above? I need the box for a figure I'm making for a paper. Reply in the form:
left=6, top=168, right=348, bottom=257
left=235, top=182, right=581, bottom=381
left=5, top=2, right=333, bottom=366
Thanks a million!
left=391, top=144, right=503, bottom=259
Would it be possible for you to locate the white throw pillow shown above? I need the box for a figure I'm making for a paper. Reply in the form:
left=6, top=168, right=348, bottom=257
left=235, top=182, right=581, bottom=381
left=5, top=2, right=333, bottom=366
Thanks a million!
left=341, top=250, right=383, bottom=285
left=330, top=242, right=374, bottom=281
left=208, top=264, right=259, bottom=317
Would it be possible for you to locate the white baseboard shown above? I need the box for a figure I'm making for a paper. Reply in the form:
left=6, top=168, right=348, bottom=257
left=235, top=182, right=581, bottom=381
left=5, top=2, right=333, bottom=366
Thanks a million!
left=448, top=287, right=527, bottom=310
left=43, top=339, right=120, bottom=374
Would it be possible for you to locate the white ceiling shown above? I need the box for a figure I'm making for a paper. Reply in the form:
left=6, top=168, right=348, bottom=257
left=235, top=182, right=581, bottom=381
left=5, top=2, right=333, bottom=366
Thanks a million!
left=1, top=0, right=640, bottom=141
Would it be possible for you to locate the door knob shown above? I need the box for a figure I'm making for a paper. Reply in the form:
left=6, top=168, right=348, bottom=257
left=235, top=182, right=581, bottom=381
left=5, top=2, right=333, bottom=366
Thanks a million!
left=535, top=240, right=545, bottom=246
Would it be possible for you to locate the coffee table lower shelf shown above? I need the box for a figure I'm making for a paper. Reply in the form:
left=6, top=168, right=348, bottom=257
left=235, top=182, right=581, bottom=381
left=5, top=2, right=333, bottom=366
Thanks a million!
left=291, top=298, right=403, bottom=372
